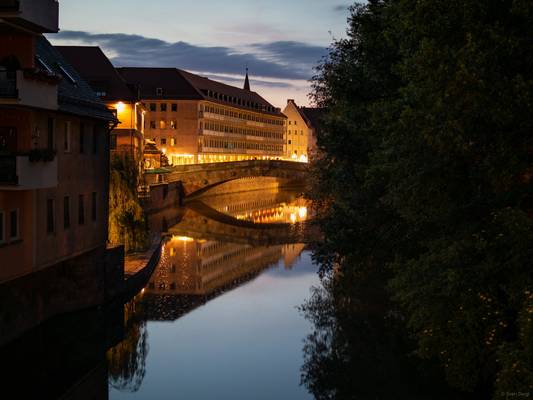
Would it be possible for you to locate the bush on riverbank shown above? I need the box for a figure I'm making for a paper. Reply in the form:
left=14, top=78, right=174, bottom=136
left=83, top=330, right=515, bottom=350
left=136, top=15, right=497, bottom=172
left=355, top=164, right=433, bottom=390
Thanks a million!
left=109, top=154, right=149, bottom=253
left=307, top=0, right=533, bottom=397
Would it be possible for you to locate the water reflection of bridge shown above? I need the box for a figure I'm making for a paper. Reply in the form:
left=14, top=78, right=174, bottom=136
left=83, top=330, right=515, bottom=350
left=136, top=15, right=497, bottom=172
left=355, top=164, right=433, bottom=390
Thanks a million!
left=139, top=187, right=311, bottom=321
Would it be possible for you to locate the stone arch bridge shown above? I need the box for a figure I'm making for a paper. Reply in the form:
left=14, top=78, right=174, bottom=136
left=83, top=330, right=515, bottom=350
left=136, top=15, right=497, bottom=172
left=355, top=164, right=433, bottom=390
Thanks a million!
left=144, top=160, right=308, bottom=198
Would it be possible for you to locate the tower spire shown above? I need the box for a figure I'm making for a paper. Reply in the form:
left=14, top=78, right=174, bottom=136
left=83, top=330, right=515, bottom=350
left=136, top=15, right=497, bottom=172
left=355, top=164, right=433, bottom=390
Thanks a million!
left=244, top=67, right=250, bottom=91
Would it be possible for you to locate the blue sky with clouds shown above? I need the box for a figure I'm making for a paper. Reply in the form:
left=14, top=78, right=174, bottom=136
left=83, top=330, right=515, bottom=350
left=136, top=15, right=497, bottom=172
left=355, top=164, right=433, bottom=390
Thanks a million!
left=48, top=0, right=352, bottom=107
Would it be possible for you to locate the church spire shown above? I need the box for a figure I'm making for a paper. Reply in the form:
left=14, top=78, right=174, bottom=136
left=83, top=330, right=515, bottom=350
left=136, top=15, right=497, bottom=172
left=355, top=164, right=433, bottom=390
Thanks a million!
left=244, top=67, right=250, bottom=91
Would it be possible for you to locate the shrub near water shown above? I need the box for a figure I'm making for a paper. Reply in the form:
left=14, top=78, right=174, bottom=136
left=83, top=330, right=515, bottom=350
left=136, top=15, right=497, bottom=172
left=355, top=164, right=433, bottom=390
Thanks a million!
left=108, top=154, right=149, bottom=253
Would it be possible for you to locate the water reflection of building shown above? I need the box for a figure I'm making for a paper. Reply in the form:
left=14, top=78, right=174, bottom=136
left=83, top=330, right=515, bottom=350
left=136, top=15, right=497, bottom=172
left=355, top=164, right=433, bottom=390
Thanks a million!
left=147, top=236, right=287, bottom=296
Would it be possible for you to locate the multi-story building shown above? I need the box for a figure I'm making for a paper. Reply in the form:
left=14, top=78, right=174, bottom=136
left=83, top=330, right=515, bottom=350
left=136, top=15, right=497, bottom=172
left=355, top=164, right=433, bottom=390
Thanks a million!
left=55, top=46, right=145, bottom=162
left=282, top=99, right=324, bottom=162
left=0, top=2, right=116, bottom=283
left=118, top=68, right=287, bottom=166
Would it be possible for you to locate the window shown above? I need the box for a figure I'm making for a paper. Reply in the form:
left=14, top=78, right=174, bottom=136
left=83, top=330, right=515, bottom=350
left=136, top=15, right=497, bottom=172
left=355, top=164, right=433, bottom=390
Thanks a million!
left=64, top=121, right=71, bottom=152
left=0, top=211, right=4, bottom=243
left=159, top=120, right=166, bottom=129
left=58, top=64, right=77, bottom=85
left=91, top=192, right=97, bottom=222
left=288, top=140, right=292, bottom=144
left=10, top=209, right=19, bottom=239
left=149, top=103, right=156, bottom=112
left=64, top=196, right=70, bottom=229
left=36, top=56, right=53, bottom=74
left=92, top=127, right=98, bottom=154
left=170, top=137, right=176, bottom=146
left=79, top=123, right=85, bottom=154
left=78, top=195, right=85, bottom=225
left=170, top=120, right=177, bottom=129
left=150, top=120, right=156, bottom=129
left=47, top=117, right=55, bottom=150
left=160, top=103, right=167, bottom=112
left=171, top=103, right=177, bottom=112
left=46, top=199, right=55, bottom=233
left=156, top=88, right=163, bottom=96
left=161, top=138, right=167, bottom=145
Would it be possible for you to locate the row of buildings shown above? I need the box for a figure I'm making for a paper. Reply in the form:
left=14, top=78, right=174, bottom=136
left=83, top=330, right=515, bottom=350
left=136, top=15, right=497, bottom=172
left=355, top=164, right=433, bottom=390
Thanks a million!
left=0, top=0, right=322, bottom=285
left=56, top=47, right=322, bottom=167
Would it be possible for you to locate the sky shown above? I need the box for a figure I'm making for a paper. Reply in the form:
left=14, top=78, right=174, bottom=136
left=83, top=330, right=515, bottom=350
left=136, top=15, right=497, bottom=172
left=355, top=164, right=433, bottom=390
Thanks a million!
left=47, top=0, right=352, bottom=108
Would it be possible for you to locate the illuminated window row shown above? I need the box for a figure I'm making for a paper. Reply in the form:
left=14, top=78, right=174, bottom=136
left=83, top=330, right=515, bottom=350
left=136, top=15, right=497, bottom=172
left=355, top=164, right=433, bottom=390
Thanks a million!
left=202, top=104, right=283, bottom=126
left=203, top=139, right=283, bottom=152
left=203, top=121, right=283, bottom=139
left=148, top=120, right=177, bottom=130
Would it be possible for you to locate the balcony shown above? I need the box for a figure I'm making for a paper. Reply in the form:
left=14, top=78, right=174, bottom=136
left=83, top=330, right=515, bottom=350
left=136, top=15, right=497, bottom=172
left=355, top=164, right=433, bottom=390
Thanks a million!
left=0, top=153, right=58, bottom=190
left=0, top=70, right=58, bottom=110
left=0, top=0, right=59, bottom=33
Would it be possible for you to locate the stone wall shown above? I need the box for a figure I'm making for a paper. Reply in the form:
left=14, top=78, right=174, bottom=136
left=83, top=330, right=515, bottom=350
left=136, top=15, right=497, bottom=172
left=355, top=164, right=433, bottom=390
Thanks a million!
left=0, top=244, right=125, bottom=347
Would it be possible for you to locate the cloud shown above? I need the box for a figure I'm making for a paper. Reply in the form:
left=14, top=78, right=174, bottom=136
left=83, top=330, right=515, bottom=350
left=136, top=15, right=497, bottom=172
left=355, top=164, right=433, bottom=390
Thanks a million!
left=49, top=30, right=327, bottom=81
left=333, top=4, right=349, bottom=12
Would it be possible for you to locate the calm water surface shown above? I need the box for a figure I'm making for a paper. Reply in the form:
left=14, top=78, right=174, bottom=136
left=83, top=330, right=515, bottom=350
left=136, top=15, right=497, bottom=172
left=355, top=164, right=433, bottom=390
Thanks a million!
left=108, top=188, right=317, bottom=400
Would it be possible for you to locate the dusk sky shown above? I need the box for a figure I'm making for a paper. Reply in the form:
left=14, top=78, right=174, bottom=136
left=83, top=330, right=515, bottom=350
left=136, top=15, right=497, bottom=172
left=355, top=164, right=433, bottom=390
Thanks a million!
left=47, top=0, right=352, bottom=108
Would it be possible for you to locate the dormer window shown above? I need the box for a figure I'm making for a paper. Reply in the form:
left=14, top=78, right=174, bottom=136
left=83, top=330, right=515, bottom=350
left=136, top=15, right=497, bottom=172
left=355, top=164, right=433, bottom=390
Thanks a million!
left=36, top=56, right=53, bottom=74
left=57, top=64, right=77, bottom=85
left=156, top=87, right=163, bottom=96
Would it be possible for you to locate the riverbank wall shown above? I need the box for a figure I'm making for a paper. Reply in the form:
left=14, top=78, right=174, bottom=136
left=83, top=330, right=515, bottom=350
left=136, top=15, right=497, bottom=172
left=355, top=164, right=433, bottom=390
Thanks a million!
left=0, top=244, right=125, bottom=347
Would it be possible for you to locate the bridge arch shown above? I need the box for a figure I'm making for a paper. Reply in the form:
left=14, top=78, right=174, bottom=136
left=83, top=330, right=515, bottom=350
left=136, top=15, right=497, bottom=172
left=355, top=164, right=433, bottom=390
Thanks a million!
left=145, top=160, right=307, bottom=198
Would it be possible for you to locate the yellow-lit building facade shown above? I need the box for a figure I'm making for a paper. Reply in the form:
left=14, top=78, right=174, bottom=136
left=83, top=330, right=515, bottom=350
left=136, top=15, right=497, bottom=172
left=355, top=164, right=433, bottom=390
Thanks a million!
left=56, top=47, right=145, bottom=162
left=282, top=99, right=323, bottom=162
left=118, top=68, right=286, bottom=166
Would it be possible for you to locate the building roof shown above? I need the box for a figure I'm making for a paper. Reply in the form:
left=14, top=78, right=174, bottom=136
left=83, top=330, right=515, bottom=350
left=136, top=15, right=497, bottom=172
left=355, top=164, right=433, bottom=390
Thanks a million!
left=55, top=46, right=137, bottom=103
left=118, top=67, right=284, bottom=117
left=36, top=37, right=116, bottom=122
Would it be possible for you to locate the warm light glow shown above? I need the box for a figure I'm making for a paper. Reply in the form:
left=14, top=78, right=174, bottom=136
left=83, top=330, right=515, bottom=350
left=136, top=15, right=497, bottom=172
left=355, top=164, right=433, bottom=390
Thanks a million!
left=116, top=101, right=126, bottom=112
left=290, top=213, right=297, bottom=224
left=298, top=206, right=308, bottom=219
left=171, top=235, right=194, bottom=242
left=291, top=153, right=298, bottom=160
left=299, top=154, right=308, bottom=163
left=161, top=148, right=167, bottom=154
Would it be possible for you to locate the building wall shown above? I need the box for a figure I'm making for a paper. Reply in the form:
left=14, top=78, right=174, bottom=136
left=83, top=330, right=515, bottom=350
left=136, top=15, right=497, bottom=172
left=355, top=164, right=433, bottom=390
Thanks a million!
left=0, top=108, right=110, bottom=282
left=143, top=99, right=286, bottom=165
left=34, top=111, right=110, bottom=271
left=282, top=100, right=311, bottom=162
left=0, top=34, right=35, bottom=69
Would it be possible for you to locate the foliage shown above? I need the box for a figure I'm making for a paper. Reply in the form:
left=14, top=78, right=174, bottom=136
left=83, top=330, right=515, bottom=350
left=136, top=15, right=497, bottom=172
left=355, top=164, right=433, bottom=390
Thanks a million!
left=308, top=0, right=533, bottom=397
left=109, top=154, right=149, bottom=252
left=107, top=295, right=148, bottom=392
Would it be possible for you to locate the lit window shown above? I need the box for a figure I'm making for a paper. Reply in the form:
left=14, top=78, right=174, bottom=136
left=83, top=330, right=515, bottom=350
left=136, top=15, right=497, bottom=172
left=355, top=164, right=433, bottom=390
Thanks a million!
left=170, top=138, right=176, bottom=146
left=160, top=120, right=166, bottom=129
left=170, top=120, right=177, bottom=129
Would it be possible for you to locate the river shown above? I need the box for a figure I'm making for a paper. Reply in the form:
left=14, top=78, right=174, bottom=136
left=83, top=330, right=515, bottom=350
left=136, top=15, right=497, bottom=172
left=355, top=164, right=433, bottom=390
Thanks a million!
left=107, top=187, right=318, bottom=399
